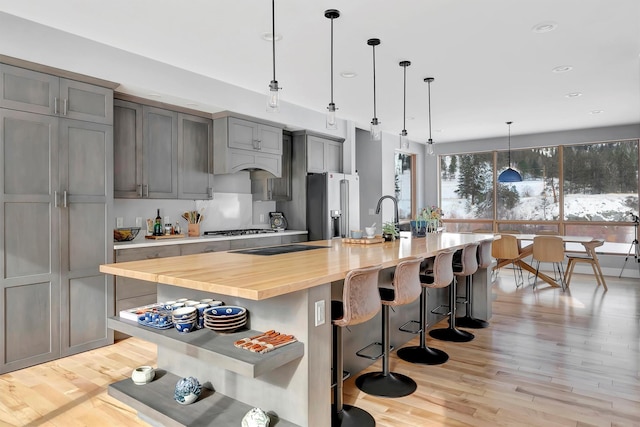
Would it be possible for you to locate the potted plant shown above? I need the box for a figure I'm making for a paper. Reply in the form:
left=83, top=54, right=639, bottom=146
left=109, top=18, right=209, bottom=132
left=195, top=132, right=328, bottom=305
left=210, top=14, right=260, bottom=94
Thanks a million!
left=382, top=222, right=399, bottom=241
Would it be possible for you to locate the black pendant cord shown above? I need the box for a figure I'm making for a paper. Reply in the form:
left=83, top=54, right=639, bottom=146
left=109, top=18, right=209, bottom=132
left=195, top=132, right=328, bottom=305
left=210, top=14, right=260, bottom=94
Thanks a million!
left=402, top=64, right=407, bottom=134
left=428, top=81, right=432, bottom=142
left=372, top=44, right=377, bottom=119
left=330, top=17, right=334, bottom=105
left=507, top=121, right=513, bottom=167
left=271, top=0, right=276, bottom=82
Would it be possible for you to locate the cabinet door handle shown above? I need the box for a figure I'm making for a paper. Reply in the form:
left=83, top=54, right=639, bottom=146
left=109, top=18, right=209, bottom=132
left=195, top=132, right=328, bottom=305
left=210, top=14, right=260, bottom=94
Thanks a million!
left=143, top=184, right=149, bottom=198
left=137, top=184, right=143, bottom=198
left=207, top=187, right=213, bottom=199
left=63, top=190, right=68, bottom=208
left=54, top=97, right=59, bottom=115
left=63, top=98, right=68, bottom=116
left=54, top=190, right=59, bottom=208
left=256, top=139, right=262, bottom=150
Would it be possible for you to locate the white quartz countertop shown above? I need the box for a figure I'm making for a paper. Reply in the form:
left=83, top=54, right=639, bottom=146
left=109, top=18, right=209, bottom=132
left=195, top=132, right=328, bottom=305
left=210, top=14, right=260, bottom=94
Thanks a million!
left=113, top=230, right=308, bottom=250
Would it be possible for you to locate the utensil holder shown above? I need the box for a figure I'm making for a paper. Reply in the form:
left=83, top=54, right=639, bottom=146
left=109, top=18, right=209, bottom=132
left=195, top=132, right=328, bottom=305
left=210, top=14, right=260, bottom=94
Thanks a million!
left=188, top=223, right=200, bottom=237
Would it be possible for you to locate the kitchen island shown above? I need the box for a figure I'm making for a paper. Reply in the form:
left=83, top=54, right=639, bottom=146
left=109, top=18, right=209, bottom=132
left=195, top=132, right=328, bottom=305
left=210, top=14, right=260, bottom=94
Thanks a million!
left=100, top=233, right=494, bottom=427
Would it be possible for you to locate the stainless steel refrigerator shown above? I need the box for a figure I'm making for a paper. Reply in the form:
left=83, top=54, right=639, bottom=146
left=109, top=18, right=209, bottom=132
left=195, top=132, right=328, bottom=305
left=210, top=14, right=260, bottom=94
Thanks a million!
left=307, top=172, right=360, bottom=240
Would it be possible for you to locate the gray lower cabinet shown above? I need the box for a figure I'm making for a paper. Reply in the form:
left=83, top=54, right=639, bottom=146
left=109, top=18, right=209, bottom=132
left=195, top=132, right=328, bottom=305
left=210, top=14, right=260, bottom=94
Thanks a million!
left=114, top=99, right=213, bottom=200
left=0, top=63, right=113, bottom=125
left=0, top=108, right=113, bottom=373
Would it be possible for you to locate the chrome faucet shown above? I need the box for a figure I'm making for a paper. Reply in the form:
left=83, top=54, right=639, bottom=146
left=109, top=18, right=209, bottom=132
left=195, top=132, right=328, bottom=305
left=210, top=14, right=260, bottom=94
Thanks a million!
left=375, top=195, right=399, bottom=230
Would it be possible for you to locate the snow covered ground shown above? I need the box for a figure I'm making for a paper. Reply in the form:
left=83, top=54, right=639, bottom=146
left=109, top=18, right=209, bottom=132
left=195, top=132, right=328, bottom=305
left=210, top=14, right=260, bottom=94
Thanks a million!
left=442, top=178, right=636, bottom=222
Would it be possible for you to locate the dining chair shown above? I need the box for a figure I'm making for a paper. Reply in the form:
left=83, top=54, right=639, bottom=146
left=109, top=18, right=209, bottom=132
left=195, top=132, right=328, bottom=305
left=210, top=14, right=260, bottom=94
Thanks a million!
left=532, top=236, right=566, bottom=291
left=565, top=239, right=607, bottom=291
left=491, top=234, right=523, bottom=287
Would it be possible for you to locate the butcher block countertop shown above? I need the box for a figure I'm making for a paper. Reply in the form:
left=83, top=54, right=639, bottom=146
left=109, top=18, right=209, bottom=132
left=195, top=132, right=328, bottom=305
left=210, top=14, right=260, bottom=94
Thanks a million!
left=100, top=233, right=494, bottom=301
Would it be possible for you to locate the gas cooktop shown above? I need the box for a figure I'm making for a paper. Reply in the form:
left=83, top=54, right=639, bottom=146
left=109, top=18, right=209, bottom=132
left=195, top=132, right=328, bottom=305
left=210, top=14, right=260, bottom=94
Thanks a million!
left=203, top=229, right=279, bottom=237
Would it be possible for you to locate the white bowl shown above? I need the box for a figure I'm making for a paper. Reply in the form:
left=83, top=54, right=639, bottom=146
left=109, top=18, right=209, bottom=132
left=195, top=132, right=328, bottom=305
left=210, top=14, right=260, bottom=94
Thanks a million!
left=131, top=365, right=155, bottom=385
left=365, top=227, right=376, bottom=237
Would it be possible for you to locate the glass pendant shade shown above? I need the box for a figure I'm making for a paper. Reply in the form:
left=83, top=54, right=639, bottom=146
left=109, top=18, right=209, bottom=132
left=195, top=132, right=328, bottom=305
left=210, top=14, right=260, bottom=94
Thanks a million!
left=426, top=139, right=434, bottom=156
left=325, top=9, right=340, bottom=129
left=370, top=117, right=381, bottom=141
left=498, top=121, right=522, bottom=182
left=400, top=130, right=409, bottom=149
left=326, top=103, right=337, bottom=129
left=266, top=0, right=280, bottom=112
left=267, top=80, right=280, bottom=112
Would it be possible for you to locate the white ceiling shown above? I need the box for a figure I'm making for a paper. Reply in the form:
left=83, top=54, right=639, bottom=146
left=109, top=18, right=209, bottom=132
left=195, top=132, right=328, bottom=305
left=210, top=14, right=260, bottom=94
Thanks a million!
left=1, top=0, right=639, bottom=143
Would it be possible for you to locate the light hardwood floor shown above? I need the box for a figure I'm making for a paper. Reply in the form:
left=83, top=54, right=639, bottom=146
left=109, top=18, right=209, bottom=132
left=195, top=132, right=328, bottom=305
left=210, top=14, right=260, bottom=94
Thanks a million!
left=0, top=271, right=638, bottom=426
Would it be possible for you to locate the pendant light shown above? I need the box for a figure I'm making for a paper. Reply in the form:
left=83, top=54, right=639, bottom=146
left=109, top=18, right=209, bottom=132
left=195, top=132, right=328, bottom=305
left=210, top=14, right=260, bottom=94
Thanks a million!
left=266, top=0, right=280, bottom=112
left=399, top=61, right=411, bottom=149
left=425, top=77, right=435, bottom=156
left=367, top=38, right=382, bottom=141
left=497, top=121, right=523, bottom=182
left=325, top=9, right=340, bottom=129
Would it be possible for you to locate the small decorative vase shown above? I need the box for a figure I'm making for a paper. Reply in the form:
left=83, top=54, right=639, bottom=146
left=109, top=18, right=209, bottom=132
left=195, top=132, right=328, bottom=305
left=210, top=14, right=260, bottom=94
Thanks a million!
left=241, top=407, right=270, bottom=427
left=131, top=366, right=155, bottom=385
left=174, top=377, right=201, bottom=405
left=383, top=233, right=394, bottom=242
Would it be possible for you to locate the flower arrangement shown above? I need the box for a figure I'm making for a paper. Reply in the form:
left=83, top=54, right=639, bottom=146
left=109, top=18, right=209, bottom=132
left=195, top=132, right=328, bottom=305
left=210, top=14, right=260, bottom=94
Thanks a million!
left=415, top=206, right=443, bottom=233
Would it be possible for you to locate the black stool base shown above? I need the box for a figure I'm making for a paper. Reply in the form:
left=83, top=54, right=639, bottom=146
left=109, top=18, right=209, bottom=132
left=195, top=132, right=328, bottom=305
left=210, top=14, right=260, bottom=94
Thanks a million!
left=356, top=371, right=417, bottom=398
left=397, top=345, right=449, bottom=365
left=332, top=404, right=376, bottom=427
left=429, top=327, right=474, bottom=342
left=455, top=315, right=489, bottom=329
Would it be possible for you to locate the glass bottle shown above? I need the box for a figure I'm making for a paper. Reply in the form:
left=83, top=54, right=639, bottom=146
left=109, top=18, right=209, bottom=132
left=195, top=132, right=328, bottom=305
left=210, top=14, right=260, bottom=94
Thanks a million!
left=154, top=209, right=163, bottom=236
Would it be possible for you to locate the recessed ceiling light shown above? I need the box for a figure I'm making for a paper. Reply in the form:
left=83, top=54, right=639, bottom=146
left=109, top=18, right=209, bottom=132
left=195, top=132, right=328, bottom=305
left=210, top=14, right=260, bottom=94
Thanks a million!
left=340, top=71, right=357, bottom=78
left=590, top=110, right=604, bottom=115
left=407, top=116, right=415, bottom=121
left=532, top=21, right=558, bottom=33
left=552, top=65, right=573, bottom=73
left=565, top=92, right=582, bottom=98
left=261, top=32, right=282, bottom=42
left=434, top=129, right=443, bottom=133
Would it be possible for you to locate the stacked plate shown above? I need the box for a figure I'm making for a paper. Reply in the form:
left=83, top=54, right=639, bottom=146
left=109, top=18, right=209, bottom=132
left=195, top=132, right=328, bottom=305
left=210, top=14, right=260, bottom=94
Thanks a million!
left=172, top=307, right=198, bottom=334
left=203, top=306, right=247, bottom=332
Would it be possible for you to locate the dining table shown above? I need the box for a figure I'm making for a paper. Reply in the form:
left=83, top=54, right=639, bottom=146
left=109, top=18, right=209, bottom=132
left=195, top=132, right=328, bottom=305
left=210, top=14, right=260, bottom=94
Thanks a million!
left=495, top=234, right=595, bottom=288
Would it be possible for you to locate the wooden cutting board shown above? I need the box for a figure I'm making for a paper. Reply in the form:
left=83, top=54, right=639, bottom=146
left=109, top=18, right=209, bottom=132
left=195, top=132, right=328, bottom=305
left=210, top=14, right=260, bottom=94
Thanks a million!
left=342, top=237, right=385, bottom=244
left=145, top=234, right=186, bottom=240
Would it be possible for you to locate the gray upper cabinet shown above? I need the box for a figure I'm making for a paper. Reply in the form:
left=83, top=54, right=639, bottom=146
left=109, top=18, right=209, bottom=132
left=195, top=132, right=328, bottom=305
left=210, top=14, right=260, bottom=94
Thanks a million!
left=178, top=113, right=213, bottom=199
left=0, top=64, right=113, bottom=125
left=144, top=106, right=178, bottom=199
left=214, top=115, right=283, bottom=177
left=114, top=99, right=212, bottom=200
left=294, top=131, right=344, bottom=174
left=114, top=100, right=143, bottom=198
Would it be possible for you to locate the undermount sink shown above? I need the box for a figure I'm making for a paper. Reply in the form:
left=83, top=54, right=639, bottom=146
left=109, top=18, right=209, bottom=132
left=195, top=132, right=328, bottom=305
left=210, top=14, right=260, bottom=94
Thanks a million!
left=232, top=244, right=329, bottom=256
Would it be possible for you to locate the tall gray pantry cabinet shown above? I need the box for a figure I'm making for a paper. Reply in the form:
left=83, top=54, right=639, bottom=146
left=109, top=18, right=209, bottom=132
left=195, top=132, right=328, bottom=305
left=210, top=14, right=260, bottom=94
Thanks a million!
left=0, top=63, right=114, bottom=374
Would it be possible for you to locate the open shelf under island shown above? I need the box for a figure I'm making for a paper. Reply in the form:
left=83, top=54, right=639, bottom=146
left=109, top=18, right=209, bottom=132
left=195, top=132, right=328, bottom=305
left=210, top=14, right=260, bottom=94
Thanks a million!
left=101, top=233, right=495, bottom=427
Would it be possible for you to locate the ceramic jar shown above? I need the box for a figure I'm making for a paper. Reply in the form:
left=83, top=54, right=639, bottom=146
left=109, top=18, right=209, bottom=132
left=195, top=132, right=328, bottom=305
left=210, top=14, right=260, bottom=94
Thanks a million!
left=131, top=366, right=155, bottom=385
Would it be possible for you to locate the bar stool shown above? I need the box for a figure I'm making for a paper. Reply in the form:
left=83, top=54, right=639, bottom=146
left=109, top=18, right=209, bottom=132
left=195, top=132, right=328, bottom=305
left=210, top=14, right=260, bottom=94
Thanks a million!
left=397, top=249, right=455, bottom=365
left=456, top=239, right=492, bottom=329
left=429, top=244, right=477, bottom=343
left=355, top=256, right=423, bottom=398
left=331, top=264, right=382, bottom=427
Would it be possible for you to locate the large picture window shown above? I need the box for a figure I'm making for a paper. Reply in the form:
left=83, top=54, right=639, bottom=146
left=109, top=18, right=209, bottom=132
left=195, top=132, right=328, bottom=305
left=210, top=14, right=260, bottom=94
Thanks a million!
left=439, top=139, right=639, bottom=243
left=395, top=152, right=415, bottom=221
